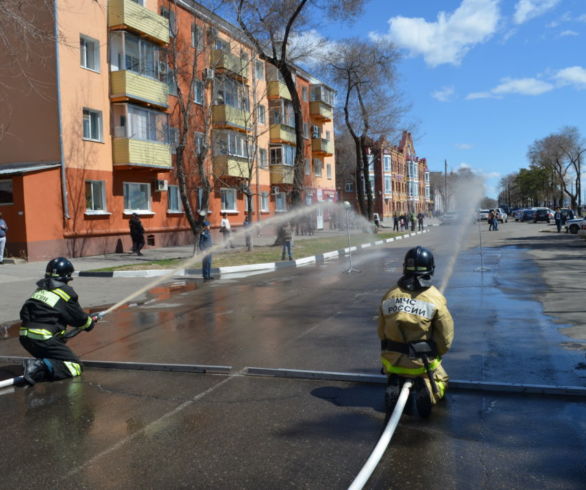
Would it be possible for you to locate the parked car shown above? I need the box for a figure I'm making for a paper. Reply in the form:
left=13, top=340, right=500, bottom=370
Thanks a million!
left=578, top=221, right=586, bottom=237
left=478, top=209, right=490, bottom=221
left=560, top=208, right=575, bottom=221
left=512, top=208, right=526, bottom=221
left=533, top=208, right=554, bottom=223
left=565, top=217, right=585, bottom=234
left=441, top=212, right=459, bottom=225
left=496, top=208, right=508, bottom=223
left=520, top=209, right=536, bottom=222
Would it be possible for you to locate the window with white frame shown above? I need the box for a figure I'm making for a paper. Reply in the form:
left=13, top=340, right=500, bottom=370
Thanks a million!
left=82, top=108, right=102, bottom=142
left=305, top=158, right=310, bottom=175
left=275, top=192, right=287, bottom=212
left=269, top=99, right=294, bottom=127
left=425, top=171, right=430, bottom=183
left=244, top=194, right=254, bottom=212
left=168, top=185, right=182, bottom=212
left=326, top=164, right=332, bottom=179
left=313, top=158, right=322, bottom=176
left=259, top=148, right=268, bottom=168
left=122, top=105, right=168, bottom=143
left=191, top=23, right=203, bottom=50
left=109, top=31, right=160, bottom=79
left=214, top=130, right=248, bottom=158
left=169, top=127, right=178, bottom=154
left=194, top=132, right=205, bottom=156
left=270, top=145, right=294, bottom=166
left=344, top=182, right=353, bottom=192
left=255, top=60, right=264, bottom=80
left=383, top=154, right=391, bottom=172
left=257, top=105, right=266, bottom=125
left=384, top=175, right=392, bottom=194
left=425, top=185, right=431, bottom=199
left=166, top=69, right=177, bottom=95
left=194, top=79, right=204, bottom=104
left=260, top=191, right=269, bottom=211
left=80, top=35, right=99, bottom=71
left=124, top=182, right=150, bottom=211
left=0, top=179, right=14, bottom=204
left=303, top=123, right=309, bottom=139
left=214, top=75, right=247, bottom=110
left=85, top=180, right=106, bottom=212
left=221, top=188, right=237, bottom=211
left=367, top=153, right=374, bottom=172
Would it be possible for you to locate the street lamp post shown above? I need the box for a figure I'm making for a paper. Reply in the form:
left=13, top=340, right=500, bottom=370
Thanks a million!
left=344, top=201, right=359, bottom=274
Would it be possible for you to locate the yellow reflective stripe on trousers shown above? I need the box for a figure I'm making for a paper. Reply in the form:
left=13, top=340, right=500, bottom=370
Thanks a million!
left=381, top=356, right=442, bottom=376
left=52, top=288, right=71, bottom=302
left=436, top=380, right=446, bottom=399
left=63, top=361, right=82, bottom=377
left=19, top=328, right=54, bottom=340
left=82, top=316, right=92, bottom=329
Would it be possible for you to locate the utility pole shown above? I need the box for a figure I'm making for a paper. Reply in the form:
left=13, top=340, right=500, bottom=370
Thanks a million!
left=444, top=159, right=448, bottom=212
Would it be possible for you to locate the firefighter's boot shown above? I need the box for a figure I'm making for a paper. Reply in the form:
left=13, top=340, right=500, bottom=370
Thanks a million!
left=384, top=375, right=401, bottom=421
left=23, top=359, right=51, bottom=385
left=414, top=377, right=433, bottom=418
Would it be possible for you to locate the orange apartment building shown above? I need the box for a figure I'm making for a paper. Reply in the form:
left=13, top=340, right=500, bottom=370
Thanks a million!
left=337, top=131, right=432, bottom=218
left=0, top=0, right=336, bottom=261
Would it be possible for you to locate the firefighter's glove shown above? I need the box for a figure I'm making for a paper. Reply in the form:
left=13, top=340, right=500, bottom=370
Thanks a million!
left=85, top=315, right=99, bottom=333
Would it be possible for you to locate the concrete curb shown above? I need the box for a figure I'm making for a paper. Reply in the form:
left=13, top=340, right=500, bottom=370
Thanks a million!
left=76, top=229, right=431, bottom=279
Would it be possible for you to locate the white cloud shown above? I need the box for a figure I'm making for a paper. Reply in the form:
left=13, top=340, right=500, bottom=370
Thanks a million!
left=559, top=30, right=579, bottom=37
left=466, top=76, right=554, bottom=99
left=370, top=0, right=500, bottom=67
left=456, top=143, right=474, bottom=150
left=554, top=66, right=586, bottom=88
left=287, top=30, right=337, bottom=65
left=432, top=86, right=455, bottom=102
left=513, top=0, right=561, bottom=24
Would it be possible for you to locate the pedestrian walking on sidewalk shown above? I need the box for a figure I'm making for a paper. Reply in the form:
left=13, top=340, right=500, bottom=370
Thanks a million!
left=199, top=219, right=214, bottom=280
left=280, top=221, right=293, bottom=261
left=220, top=213, right=233, bottom=248
left=129, top=213, right=145, bottom=255
left=393, top=213, right=399, bottom=232
left=417, top=212, right=424, bottom=231
left=554, top=208, right=562, bottom=233
left=0, top=211, right=7, bottom=264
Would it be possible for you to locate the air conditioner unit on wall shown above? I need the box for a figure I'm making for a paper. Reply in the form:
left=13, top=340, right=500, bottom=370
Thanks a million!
left=155, top=179, right=168, bottom=192
left=271, top=186, right=280, bottom=195
left=204, top=68, right=214, bottom=80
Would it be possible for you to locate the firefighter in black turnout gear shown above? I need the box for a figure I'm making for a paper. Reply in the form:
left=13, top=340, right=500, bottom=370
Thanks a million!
left=19, top=257, right=98, bottom=385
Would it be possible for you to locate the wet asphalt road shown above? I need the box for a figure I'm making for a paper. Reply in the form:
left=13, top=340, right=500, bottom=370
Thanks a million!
left=1, top=222, right=585, bottom=489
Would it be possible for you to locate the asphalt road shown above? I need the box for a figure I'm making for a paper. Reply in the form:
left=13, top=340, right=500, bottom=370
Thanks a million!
left=1, top=220, right=585, bottom=489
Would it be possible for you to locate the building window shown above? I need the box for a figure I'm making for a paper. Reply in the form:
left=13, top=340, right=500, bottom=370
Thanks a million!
left=221, top=188, right=237, bottom=211
left=169, top=127, right=179, bottom=154
left=82, top=108, right=102, bottom=142
left=130, top=0, right=144, bottom=5
left=109, top=31, right=161, bottom=79
left=303, top=123, right=309, bottom=139
left=270, top=145, right=294, bottom=166
left=313, top=158, right=322, bottom=177
left=214, top=130, right=248, bottom=158
left=384, top=176, right=392, bottom=194
left=85, top=180, right=106, bottom=212
left=191, top=23, right=203, bottom=50
left=275, top=192, right=287, bottom=212
left=194, top=79, right=204, bottom=104
left=194, top=132, right=205, bottom=156
left=383, top=155, right=391, bottom=172
left=160, top=7, right=177, bottom=37
left=80, top=35, right=99, bottom=71
left=214, top=75, right=248, bottom=110
left=244, top=194, right=254, bottom=212
left=305, top=158, right=310, bottom=175
left=255, top=60, right=264, bottom=80
left=118, top=104, right=167, bottom=143
left=326, top=164, right=332, bottom=179
left=302, top=86, right=308, bottom=101
left=344, top=182, right=353, bottom=192
left=260, top=191, right=269, bottom=211
left=0, top=179, right=14, bottom=204
left=168, top=185, right=182, bottom=212
left=166, top=69, right=177, bottom=96
left=259, top=148, right=268, bottom=168
left=124, top=182, right=150, bottom=211
left=257, top=105, right=266, bottom=125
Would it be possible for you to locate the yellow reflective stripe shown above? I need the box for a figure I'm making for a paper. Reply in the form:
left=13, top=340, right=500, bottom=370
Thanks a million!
left=63, top=361, right=82, bottom=377
left=82, top=316, right=93, bottom=329
left=381, top=356, right=442, bottom=376
left=436, top=380, right=446, bottom=399
left=52, top=288, right=71, bottom=302
left=19, top=328, right=54, bottom=340
left=31, top=289, right=61, bottom=308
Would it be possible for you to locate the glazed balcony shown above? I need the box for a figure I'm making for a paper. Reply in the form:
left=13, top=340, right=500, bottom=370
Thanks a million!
left=212, top=105, right=249, bottom=130
left=310, top=101, right=333, bottom=122
left=311, top=138, right=333, bottom=156
left=269, top=124, right=296, bottom=145
left=213, top=155, right=251, bottom=179
left=270, top=164, right=294, bottom=185
left=211, top=50, right=248, bottom=81
left=267, top=81, right=291, bottom=100
left=112, top=138, right=171, bottom=169
left=110, top=70, right=168, bottom=108
left=108, top=0, right=169, bottom=45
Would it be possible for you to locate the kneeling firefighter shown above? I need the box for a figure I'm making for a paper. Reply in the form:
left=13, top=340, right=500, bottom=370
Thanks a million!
left=377, top=246, right=454, bottom=417
left=19, top=257, right=99, bottom=385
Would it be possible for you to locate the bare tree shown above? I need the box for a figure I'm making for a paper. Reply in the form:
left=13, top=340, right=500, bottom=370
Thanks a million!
left=231, top=0, right=365, bottom=206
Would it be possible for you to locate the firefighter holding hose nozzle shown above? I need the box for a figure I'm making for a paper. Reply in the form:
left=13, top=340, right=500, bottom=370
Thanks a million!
left=18, top=257, right=99, bottom=385
left=378, top=246, right=454, bottom=417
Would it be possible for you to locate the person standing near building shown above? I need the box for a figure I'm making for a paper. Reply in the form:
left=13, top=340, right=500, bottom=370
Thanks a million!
left=280, top=221, right=293, bottom=261
left=199, top=219, right=214, bottom=280
left=488, top=209, right=495, bottom=231
left=554, top=207, right=562, bottom=233
left=0, top=211, right=7, bottom=264
left=393, top=213, right=399, bottom=232
left=18, top=257, right=98, bottom=385
left=378, top=246, right=454, bottom=417
left=129, top=213, right=145, bottom=256
left=220, top=213, right=233, bottom=247
left=417, top=212, right=424, bottom=231
left=410, top=212, right=416, bottom=232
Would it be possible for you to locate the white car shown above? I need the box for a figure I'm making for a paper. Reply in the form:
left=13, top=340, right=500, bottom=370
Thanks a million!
left=478, top=209, right=490, bottom=221
left=565, top=218, right=585, bottom=234
left=578, top=221, right=586, bottom=237
left=496, top=208, right=508, bottom=223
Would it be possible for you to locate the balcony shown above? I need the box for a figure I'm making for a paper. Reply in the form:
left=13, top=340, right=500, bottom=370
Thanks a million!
left=270, top=164, right=294, bottom=185
left=110, top=71, right=168, bottom=108
left=269, top=124, right=296, bottom=145
left=211, top=50, right=248, bottom=81
left=108, top=0, right=169, bottom=45
left=213, top=155, right=251, bottom=179
left=310, top=101, right=333, bottom=122
left=112, top=138, right=171, bottom=169
left=212, top=105, right=249, bottom=130
left=311, top=138, right=333, bottom=156
left=267, top=81, right=291, bottom=100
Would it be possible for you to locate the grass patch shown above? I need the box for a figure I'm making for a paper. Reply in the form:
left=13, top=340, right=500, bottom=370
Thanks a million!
left=92, top=231, right=404, bottom=272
